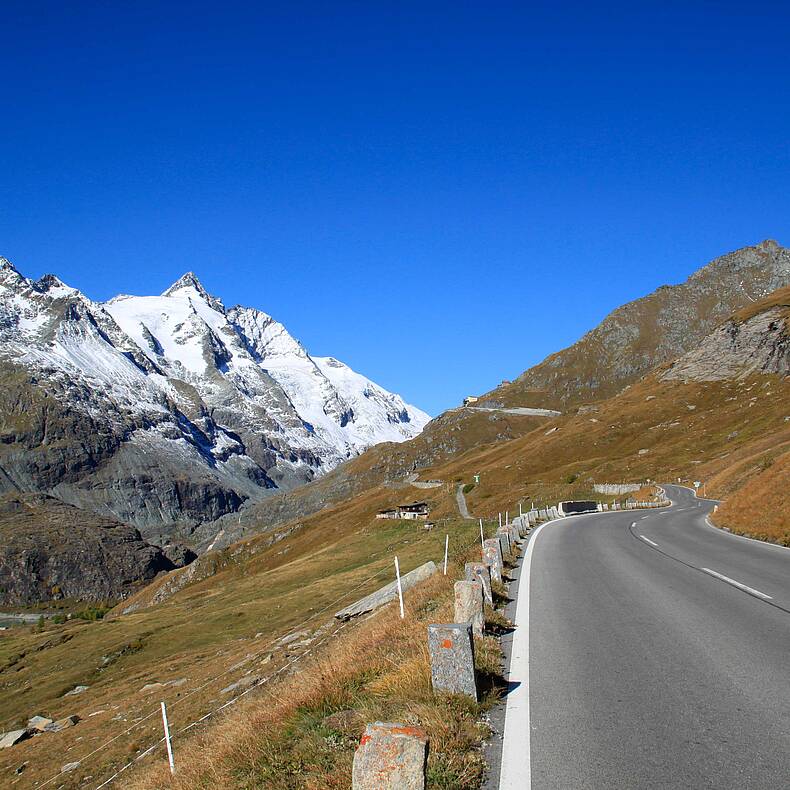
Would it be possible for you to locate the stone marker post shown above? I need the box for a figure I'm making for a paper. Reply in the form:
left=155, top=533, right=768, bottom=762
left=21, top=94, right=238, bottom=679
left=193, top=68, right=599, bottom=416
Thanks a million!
left=454, top=580, right=484, bottom=636
left=482, top=538, right=503, bottom=583
left=352, top=721, right=428, bottom=790
left=428, top=623, right=477, bottom=700
left=496, top=526, right=511, bottom=557
left=508, top=524, right=519, bottom=548
left=465, top=561, right=493, bottom=604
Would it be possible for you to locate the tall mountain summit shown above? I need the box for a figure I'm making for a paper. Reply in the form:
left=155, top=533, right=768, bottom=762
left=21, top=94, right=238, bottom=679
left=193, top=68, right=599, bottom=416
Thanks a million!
left=0, top=260, right=429, bottom=542
left=484, top=240, right=790, bottom=409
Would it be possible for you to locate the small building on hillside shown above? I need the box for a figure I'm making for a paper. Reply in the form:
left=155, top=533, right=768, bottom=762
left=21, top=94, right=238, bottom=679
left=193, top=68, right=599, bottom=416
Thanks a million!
left=376, top=508, right=400, bottom=520
left=463, top=396, right=479, bottom=406
left=398, top=502, right=430, bottom=520
left=376, top=502, right=431, bottom=521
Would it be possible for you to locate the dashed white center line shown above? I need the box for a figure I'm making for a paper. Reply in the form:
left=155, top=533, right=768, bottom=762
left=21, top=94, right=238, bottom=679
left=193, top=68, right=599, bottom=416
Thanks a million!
left=640, top=535, right=658, bottom=547
left=701, top=568, right=773, bottom=600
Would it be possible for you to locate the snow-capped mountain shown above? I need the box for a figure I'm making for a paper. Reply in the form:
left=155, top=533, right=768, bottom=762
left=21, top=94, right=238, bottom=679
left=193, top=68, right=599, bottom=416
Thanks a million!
left=0, top=259, right=429, bottom=543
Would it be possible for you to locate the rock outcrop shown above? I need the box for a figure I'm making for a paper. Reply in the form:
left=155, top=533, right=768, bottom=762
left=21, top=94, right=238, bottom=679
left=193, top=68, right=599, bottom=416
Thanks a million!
left=0, top=494, right=178, bottom=605
left=662, top=285, right=790, bottom=382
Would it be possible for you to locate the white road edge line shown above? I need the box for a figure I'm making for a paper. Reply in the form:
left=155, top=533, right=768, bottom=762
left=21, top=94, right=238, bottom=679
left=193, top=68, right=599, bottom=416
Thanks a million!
left=640, top=535, right=658, bottom=547
left=701, top=568, right=773, bottom=600
left=499, top=518, right=554, bottom=790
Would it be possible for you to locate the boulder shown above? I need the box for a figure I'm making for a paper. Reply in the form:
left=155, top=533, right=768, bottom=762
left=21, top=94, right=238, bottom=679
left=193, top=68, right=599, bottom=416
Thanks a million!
left=335, top=561, right=438, bottom=620
left=62, top=685, right=89, bottom=697
left=352, top=721, right=428, bottom=790
left=27, top=716, right=53, bottom=732
left=44, top=715, right=80, bottom=733
left=0, top=730, right=30, bottom=749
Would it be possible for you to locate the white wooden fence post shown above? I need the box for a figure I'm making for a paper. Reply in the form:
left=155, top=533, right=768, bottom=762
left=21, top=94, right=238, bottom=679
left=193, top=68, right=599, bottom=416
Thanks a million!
left=161, top=701, right=175, bottom=775
left=479, top=518, right=484, bottom=550
left=443, top=534, right=449, bottom=575
left=394, top=556, right=405, bottom=619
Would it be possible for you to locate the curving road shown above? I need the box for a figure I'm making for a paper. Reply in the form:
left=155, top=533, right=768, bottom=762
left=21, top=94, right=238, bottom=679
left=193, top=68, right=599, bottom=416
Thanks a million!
left=497, top=485, right=790, bottom=790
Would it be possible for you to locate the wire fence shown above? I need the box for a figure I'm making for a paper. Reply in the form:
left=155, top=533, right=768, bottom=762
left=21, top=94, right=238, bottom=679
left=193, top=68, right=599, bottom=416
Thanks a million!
left=34, top=519, right=497, bottom=790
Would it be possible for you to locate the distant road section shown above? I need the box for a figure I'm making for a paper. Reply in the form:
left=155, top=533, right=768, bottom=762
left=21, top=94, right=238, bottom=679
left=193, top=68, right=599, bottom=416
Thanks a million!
left=455, top=483, right=473, bottom=519
left=498, top=484, right=790, bottom=789
left=460, top=406, right=561, bottom=417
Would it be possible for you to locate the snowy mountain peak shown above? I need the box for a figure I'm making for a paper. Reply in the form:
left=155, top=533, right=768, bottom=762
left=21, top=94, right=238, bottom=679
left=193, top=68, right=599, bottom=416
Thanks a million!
left=0, top=259, right=431, bottom=538
left=0, top=257, right=27, bottom=291
left=35, top=274, right=80, bottom=299
left=0, top=256, right=20, bottom=274
left=162, top=272, right=224, bottom=311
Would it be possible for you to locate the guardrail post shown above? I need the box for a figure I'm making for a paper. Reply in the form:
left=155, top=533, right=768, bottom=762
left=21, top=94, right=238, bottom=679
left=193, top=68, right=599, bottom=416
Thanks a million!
left=428, top=623, right=477, bottom=700
left=507, top=523, right=519, bottom=547
left=483, top=538, right=503, bottom=583
left=495, top=526, right=511, bottom=557
left=454, top=580, right=484, bottom=636
left=464, top=561, right=493, bottom=604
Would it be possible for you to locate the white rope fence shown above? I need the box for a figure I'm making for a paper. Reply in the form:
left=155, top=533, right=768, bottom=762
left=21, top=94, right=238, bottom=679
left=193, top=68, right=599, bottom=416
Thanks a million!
left=34, top=557, right=403, bottom=789
left=35, top=520, right=501, bottom=790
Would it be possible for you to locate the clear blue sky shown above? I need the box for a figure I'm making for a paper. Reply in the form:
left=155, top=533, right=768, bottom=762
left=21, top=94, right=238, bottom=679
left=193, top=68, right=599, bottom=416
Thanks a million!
left=2, top=2, right=788, bottom=415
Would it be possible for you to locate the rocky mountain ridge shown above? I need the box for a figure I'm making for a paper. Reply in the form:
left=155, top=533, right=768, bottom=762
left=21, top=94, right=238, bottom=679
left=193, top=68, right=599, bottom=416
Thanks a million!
left=484, top=240, right=790, bottom=409
left=0, top=259, right=429, bottom=545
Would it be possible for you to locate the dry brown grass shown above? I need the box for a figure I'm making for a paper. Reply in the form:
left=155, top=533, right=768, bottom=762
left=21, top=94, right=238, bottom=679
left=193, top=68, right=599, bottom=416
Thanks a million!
left=711, top=449, right=790, bottom=545
left=126, top=568, right=501, bottom=790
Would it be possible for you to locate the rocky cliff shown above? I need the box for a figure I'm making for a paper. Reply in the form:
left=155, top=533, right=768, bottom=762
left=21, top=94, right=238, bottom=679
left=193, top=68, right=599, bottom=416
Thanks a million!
left=661, top=285, right=790, bottom=382
left=0, top=494, right=186, bottom=605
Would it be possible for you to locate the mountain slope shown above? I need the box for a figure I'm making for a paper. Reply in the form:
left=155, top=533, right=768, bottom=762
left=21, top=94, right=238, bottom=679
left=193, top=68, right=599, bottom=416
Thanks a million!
left=0, top=259, right=429, bottom=543
left=484, top=239, right=790, bottom=409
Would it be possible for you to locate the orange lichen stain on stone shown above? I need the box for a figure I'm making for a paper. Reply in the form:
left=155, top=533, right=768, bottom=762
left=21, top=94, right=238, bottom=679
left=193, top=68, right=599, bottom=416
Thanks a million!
left=441, top=638, right=453, bottom=648
left=359, top=735, right=372, bottom=746
left=389, top=725, right=427, bottom=738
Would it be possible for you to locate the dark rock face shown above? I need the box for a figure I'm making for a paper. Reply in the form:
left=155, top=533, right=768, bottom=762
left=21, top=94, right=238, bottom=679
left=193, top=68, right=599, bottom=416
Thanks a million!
left=0, top=359, right=267, bottom=544
left=161, top=543, right=198, bottom=567
left=0, top=494, right=178, bottom=605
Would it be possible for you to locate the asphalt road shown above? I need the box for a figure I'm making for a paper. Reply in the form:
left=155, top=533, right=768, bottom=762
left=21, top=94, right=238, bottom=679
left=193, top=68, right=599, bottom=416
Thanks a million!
left=498, top=485, right=790, bottom=790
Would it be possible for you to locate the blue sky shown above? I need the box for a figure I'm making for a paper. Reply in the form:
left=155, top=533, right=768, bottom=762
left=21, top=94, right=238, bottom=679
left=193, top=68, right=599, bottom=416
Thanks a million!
left=2, top=2, right=789, bottom=415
